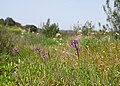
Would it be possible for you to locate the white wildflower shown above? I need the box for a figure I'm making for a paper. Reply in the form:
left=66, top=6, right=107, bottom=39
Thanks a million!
left=116, top=32, right=119, bottom=36
left=56, top=41, right=59, bottom=43
left=53, top=38, right=56, bottom=41
left=36, top=33, right=39, bottom=35
left=56, top=33, right=61, bottom=37
left=78, top=29, right=82, bottom=33
left=21, top=32, right=24, bottom=35
left=59, top=43, right=62, bottom=45
left=59, top=38, right=62, bottom=41
left=106, top=29, right=109, bottom=32
left=32, top=31, right=35, bottom=33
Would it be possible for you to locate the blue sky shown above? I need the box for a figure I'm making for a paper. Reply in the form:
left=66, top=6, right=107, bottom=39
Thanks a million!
left=0, top=0, right=107, bottom=30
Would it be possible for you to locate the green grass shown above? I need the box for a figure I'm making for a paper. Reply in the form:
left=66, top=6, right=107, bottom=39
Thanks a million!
left=0, top=32, right=120, bottom=86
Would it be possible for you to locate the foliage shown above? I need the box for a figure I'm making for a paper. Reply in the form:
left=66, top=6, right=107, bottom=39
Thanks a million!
left=0, top=27, right=15, bottom=54
left=4, top=17, right=16, bottom=26
left=0, top=13, right=120, bottom=86
left=24, top=25, right=38, bottom=33
left=73, top=21, right=95, bottom=36
left=8, top=27, right=22, bottom=34
left=103, top=0, right=120, bottom=39
left=0, top=17, right=21, bottom=27
left=20, top=33, right=57, bottom=46
left=0, top=31, right=120, bottom=85
left=1, top=17, right=38, bottom=33
left=42, top=19, right=59, bottom=38
left=0, top=18, right=5, bottom=25
left=81, top=21, right=95, bottom=36
left=73, top=21, right=81, bottom=35
left=80, top=37, right=101, bottom=51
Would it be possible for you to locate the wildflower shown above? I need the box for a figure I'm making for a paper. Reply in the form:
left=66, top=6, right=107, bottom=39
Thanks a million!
left=32, top=31, right=35, bottom=33
left=21, top=32, right=24, bottom=35
left=78, top=30, right=82, bottom=33
left=35, top=48, right=42, bottom=54
left=103, top=51, right=105, bottom=53
left=70, top=39, right=78, bottom=48
left=56, top=41, right=59, bottom=43
left=59, top=43, right=62, bottom=45
left=91, top=32, right=94, bottom=35
left=74, top=39, right=78, bottom=44
left=55, top=48, right=57, bottom=51
left=62, top=51, right=65, bottom=53
left=56, top=33, right=61, bottom=37
left=35, top=48, right=49, bottom=61
left=78, top=47, right=81, bottom=52
left=21, top=30, right=26, bottom=35
left=41, top=50, right=49, bottom=61
left=43, top=51, right=49, bottom=60
left=59, top=38, right=63, bottom=41
left=36, top=33, right=39, bottom=35
left=13, top=48, right=19, bottom=55
left=53, top=38, right=56, bottom=41
left=70, top=42, right=76, bottom=48
left=70, top=39, right=81, bottom=59
left=18, top=59, right=20, bottom=63
left=116, top=32, right=119, bottom=36
left=106, top=29, right=109, bottom=32
left=21, top=30, right=26, bottom=33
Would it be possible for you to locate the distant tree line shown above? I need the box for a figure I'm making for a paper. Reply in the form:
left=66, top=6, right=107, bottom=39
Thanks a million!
left=0, top=17, right=38, bottom=33
left=0, top=17, right=21, bottom=27
left=2, top=0, right=119, bottom=39
left=0, top=17, right=59, bottom=38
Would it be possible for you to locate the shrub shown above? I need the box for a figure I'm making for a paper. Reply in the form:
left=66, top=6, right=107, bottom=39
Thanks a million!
left=80, top=37, right=101, bottom=51
left=103, top=0, right=120, bottom=39
left=24, top=25, right=38, bottom=33
left=73, top=21, right=95, bottom=36
left=0, top=27, right=15, bottom=54
left=42, top=18, right=59, bottom=38
left=4, top=17, right=16, bottom=26
left=0, top=18, right=5, bottom=25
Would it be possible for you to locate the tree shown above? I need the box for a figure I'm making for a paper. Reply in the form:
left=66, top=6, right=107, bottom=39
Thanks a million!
left=73, top=21, right=81, bottom=35
left=4, top=17, right=16, bottom=26
left=0, top=18, right=4, bottom=25
left=42, top=19, right=59, bottom=38
left=24, top=25, right=38, bottom=32
left=15, top=22, right=21, bottom=27
left=103, top=0, right=120, bottom=39
left=81, top=21, right=95, bottom=36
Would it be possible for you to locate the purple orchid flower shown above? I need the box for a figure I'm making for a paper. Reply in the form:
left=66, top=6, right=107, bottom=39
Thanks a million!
left=77, top=47, right=81, bottom=52
left=36, top=48, right=49, bottom=61
left=13, top=48, right=19, bottom=55
left=70, top=42, right=76, bottom=48
left=35, top=48, right=42, bottom=54
left=70, top=39, right=81, bottom=59
left=70, top=39, right=79, bottom=49
left=74, top=39, right=78, bottom=44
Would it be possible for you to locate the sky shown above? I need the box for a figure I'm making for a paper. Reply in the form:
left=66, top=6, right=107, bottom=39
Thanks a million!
left=0, top=0, right=107, bottom=30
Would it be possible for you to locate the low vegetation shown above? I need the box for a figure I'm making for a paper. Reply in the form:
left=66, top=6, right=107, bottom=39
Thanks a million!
left=0, top=0, right=120, bottom=85
left=0, top=25, right=120, bottom=85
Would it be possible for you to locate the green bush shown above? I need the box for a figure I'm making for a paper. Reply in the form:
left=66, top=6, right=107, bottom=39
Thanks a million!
left=42, top=19, right=59, bottom=38
left=80, top=37, right=101, bottom=51
left=0, top=27, right=15, bottom=54
left=103, top=0, right=120, bottom=39
left=24, top=25, right=38, bottom=33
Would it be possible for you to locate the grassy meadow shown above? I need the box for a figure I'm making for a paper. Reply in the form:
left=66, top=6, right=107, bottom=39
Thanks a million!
left=0, top=25, right=120, bottom=86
